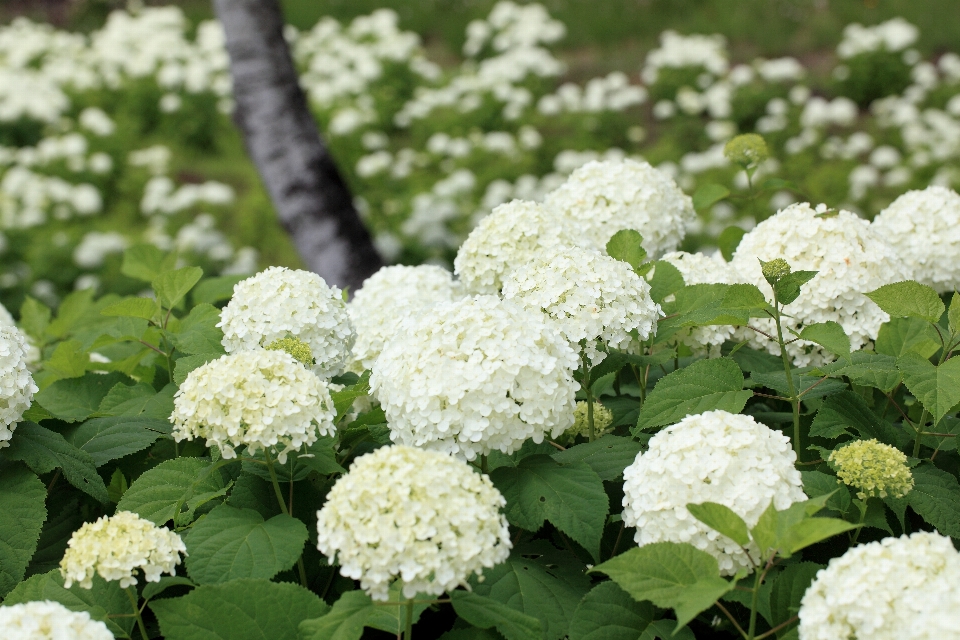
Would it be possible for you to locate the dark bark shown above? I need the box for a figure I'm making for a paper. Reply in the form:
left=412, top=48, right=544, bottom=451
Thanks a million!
left=213, top=0, right=382, bottom=292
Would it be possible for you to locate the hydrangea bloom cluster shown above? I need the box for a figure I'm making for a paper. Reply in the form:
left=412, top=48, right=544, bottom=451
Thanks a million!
left=829, top=439, right=914, bottom=499
left=871, top=186, right=960, bottom=293
left=316, top=445, right=511, bottom=600
left=371, top=295, right=578, bottom=461
left=170, top=350, right=336, bottom=463
left=266, top=336, right=314, bottom=367
left=348, top=264, right=463, bottom=371
left=0, top=601, right=113, bottom=640
left=0, top=324, right=38, bottom=448
left=60, top=511, right=186, bottom=589
left=731, top=203, right=908, bottom=367
left=219, top=267, right=355, bottom=378
left=561, top=400, right=614, bottom=443
left=622, top=410, right=806, bottom=575
left=545, top=159, right=695, bottom=258
left=799, top=532, right=960, bottom=640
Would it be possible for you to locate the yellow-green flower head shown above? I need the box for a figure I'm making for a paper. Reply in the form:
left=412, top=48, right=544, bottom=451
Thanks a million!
left=266, top=336, right=314, bottom=367
left=760, top=258, right=791, bottom=285
left=829, top=439, right=914, bottom=500
left=724, top=133, right=770, bottom=169
left=566, top=400, right=614, bottom=440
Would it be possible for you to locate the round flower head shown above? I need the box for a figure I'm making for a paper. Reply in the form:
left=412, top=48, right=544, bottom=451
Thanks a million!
left=545, top=159, right=695, bottom=258
left=348, top=264, right=463, bottom=371
left=371, top=295, right=579, bottom=461
left=622, top=410, right=806, bottom=575
left=0, top=601, right=113, bottom=640
left=454, top=200, right=569, bottom=295
left=561, top=400, right=614, bottom=444
left=0, top=324, right=38, bottom=449
left=170, top=350, right=336, bottom=463
left=730, top=203, right=908, bottom=367
left=799, top=532, right=960, bottom=640
left=829, top=439, right=914, bottom=500
left=501, top=246, right=661, bottom=365
left=218, top=266, right=355, bottom=378
left=316, top=445, right=512, bottom=600
left=60, top=511, right=186, bottom=589
left=871, top=186, right=960, bottom=293
left=724, top=133, right=769, bottom=169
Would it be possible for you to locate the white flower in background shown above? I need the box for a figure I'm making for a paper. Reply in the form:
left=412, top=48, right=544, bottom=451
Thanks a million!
left=316, top=445, right=511, bottom=600
left=72, top=231, right=128, bottom=269
left=837, top=17, right=919, bottom=59
left=871, top=186, right=960, bottom=293
left=641, top=30, right=729, bottom=85
left=78, top=107, right=115, bottom=136
left=348, top=264, right=463, bottom=371
left=622, top=410, right=805, bottom=576
left=799, top=532, right=960, bottom=640
left=502, top=246, right=660, bottom=364
left=0, top=601, right=113, bottom=640
left=0, top=325, right=37, bottom=449
left=545, top=159, right=695, bottom=258
left=219, top=266, right=355, bottom=378
left=730, top=202, right=908, bottom=367
left=371, top=295, right=578, bottom=461
left=60, top=511, right=186, bottom=589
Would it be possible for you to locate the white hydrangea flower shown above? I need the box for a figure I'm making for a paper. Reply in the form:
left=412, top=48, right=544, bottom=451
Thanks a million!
left=622, top=410, right=806, bottom=576
left=0, top=601, right=113, bottom=640
left=545, top=159, right=695, bottom=258
left=170, top=350, right=336, bottom=463
left=799, top=532, right=960, bottom=640
left=454, top=199, right=569, bottom=294
left=501, top=246, right=661, bottom=365
left=316, top=445, right=511, bottom=600
left=871, top=186, right=960, bottom=293
left=219, top=266, right=355, bottom=378
left=371, top=295, right=579, bottom=461
left=0, top=324, right=38, bottom=449
left=60, top=511, right=186, bottom=590
left=730, top=203, right=908, bottom=367
left=348, top=264, right=463, bottom=371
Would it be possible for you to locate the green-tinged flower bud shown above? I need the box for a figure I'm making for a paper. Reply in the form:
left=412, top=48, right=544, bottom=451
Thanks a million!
left=829, top=439, right=914, bottom=500
left=266, top=336, right=315, bottom=367
left=724, top=133, right=770, bottom=169
left=760, top=258, right=791, bottom=285
left=562, top=400, right=614, bottom=443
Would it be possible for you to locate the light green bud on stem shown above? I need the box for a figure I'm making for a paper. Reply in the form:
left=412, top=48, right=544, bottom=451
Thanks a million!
left=829, top=439, right=914, bottom=500
left=724, top=133, right=770, bottom=170
left=760, top=258, right=791, bottom=285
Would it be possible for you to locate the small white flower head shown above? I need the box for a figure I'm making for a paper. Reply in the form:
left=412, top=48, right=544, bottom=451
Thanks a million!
left=60, top=511, right=186, bottom=590
left=0, top=324, right=38, bottom=449
left=0, top=601, right=113, bottom=640
left=348, top=264, right=463, bottom=371
left=545, top=159, right=695, bottom=258
left=371, top=295, right=579, bottom=461
left=871, top=186, right=960, bottom=293
left=799, top=532, right=960, bottom=640
left=622, top=410, right=805, bottom=576
left=316, top=445, right=512, bottom=600
left=730, top=203, right=908, bottom=367
left=170, top=350, right=336, bottom=463
left=454, top=199, right=569, bottom=295
left=219, top=266, right=355, bottom=378
left=501, top=246, right=661, bottom=365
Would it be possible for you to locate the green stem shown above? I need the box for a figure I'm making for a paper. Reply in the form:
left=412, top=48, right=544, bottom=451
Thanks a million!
left=126, top=587, right=149, bottom=640
left=480, top=454, right=488, bottom=476
left=850, top=499, right=869, bottom=545
left=581, top=353, right=596, bottom=441
left=747, top=567, right=762, bottom=640
left=771, top=297, right=801, bottom=458
left=263, top=450, right=309, bottom=588
left=404, top=598, right=414, bottom=640
left=912, top=408, right=929, bottom=458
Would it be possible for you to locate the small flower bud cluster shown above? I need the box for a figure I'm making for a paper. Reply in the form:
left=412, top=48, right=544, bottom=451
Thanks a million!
left=0, top=601, right=113, bottom=640
left=829, top=439, right=914, bottom=500
left=724, top=133, right=770, bottom=169
left=760, top=257, right=791, bottom=284
left=266, top=336, right=314, bottom=367
left=561, top=400, right=614, bottom=443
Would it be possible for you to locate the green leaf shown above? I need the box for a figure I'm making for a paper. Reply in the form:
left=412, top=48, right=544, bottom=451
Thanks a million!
left=809, top=391, right=904, bottom=446
left=44, top=339, right=88, bottom=380
left=813, top=352, right=901, bottom=393
left=169, top=304, right=225, bottom=355
left=606, top=229, right=647, bottom=270
left=35, top=372, right=127, bottom=422
left=647, top=261, right=685, bottom=304
left=151, top=578, right=328, bottom=640
left=686, top=502, right=750, bottom=546
left=65, top=416, right=168, bottom=466
left=866, top=281, right=945, bottom=324
left=592, top=542, right=734, bottom=631
left=779, top=518, right=855, bottom=554
left=658, top=285, right=748, bottom=339
left=20, top=296, right=51, bottom=343
left=551, top=435, right=643, bottom=481
left=718, top=226, right=746, bottom=262
left=330, top=371, right=371, bottom=421
left=107, top=468, right=129, bottom=504
left=117, top=457, right=228, bottom=525
left=722, top=283, right=772, bottom=313
left=101, top=297, right=160, bottom=322
left=298, top=590, right=374, bottom=640
left=292, top=436, right=345, bottom=476
left=773, top=271, right=817, bottom=306
left=365, top=582, right=431, bottom=636
left=749, top=497, right=838, bottom=558
left=98, top=382, right=156, bottom=416
left=45, top=289, right=95, bottom=339
left=949, top=292, right=960, bottom=337
left=798, top=322, right=850, bottom=358
left=174, top=353, right=221, bottom=385
left=897, top=352, right=960, bottom=425
left=142, top=576, right=196, bottom=601
left=491, top=456, right=608, bottom=560
left=747, top=370, right=846, bottom=400
left=801, top=471, right=851, bottom=517
left=904, top=464, right=960, bottom=537
left=192, top=275, right=245, bottom=306
left=568, top=581, right=660, bottom=640
left=153, top=266, right=204, bottom=309
left=767, top=563, right=822, bottom=633
left=122, top=244, right=178, bottom=282
left=0, top=466, right=47, bottom=598
left=635, top=358, right=752, bottom=431
left=875, top=317, right=941, bottom=359
left=4, top=422, right=108, bottom=502
left=184, top=504, right=307, bottom=584
left=692, top=183, right=730, bottom=211
left=451, top=591, right=543, bottom=640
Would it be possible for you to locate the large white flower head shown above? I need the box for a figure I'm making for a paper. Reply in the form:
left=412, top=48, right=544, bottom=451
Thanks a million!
left=0, top=601, right=113, bottom=640
left=371, top=295, right=579, bottom=461
left=799, top=532, right=960, bottom=640
left=501, top=246, right=661, bottom=365
left=871, top=186, right=960, bottom=293
left=544, top=159, right=695, bottom=258
left=170, top=350, right=336, bottom=463
left=218, top=266, right=355, bottom=378
left=348, top=264, right=463, bottom=371
left=454, top=199, right=569, bottom=294
left=0, top=324, right=38, bottom=449
left=316, top=445, right=511, bottom=601
left=730, top=203, right=908, bottom=367
left=622, top=410, right=805, bottom=576
left=60, top=511, right=186, bottom=590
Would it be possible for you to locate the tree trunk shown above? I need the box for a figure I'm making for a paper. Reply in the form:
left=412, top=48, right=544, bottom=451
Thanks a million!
left=213, top=0, right=382, bottom=292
